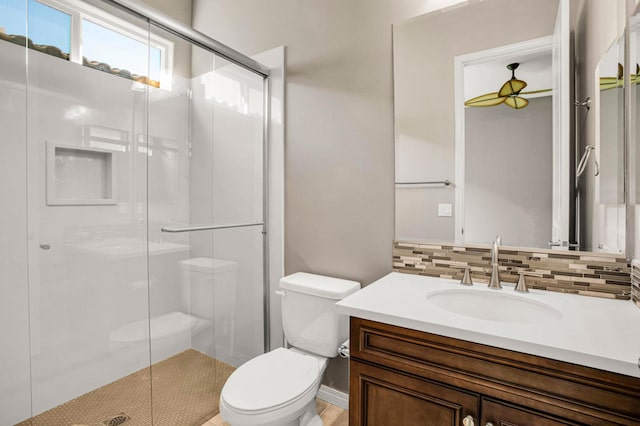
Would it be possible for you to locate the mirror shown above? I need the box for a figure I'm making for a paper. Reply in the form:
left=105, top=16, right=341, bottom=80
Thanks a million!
left=630, top=9, right=640, bottom=255
left=585, top=34, right=625, bottom=252
left=394, top=0, right=627, bottom=253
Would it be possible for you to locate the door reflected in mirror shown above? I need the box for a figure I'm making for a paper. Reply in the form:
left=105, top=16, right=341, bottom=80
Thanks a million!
left=588, top=34, right=625, bottom=252
left=456, top=38, right=554, bottom=249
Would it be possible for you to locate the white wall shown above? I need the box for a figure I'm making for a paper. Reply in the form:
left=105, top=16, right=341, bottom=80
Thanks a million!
left=11, top=42, right=153, bottom=418
left=189, top=50, right=267, bottom=365
left=0, top=2, right=195, bottom=422
left=0, top=37, right=32, bottom=426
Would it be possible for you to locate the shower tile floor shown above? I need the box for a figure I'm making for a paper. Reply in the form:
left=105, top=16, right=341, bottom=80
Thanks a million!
left=17, top=349, right=235, bottom=426
left=16, top=349, right=348, bottom=426
left=203, top=399, right=349, bottom=426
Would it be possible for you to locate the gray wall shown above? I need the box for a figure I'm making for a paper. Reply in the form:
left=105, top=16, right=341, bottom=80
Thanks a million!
left=464, top=97, right=553, bottom=248
left=191, top=0, right=433, bottom=287
left=146, top=0, right=193, bottom=78
left=146, top=0, right=192, bottom=26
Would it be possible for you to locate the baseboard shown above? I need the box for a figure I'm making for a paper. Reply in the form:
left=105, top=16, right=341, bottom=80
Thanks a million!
left=317, top=385, right=349, bottom=410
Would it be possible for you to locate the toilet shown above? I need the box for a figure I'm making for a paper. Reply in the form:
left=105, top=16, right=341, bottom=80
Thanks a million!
left=108, top=257, right=238, bottom=367
left=180, top=257, right=238, bottom=360
left=219, top=272, right=360, bottom=426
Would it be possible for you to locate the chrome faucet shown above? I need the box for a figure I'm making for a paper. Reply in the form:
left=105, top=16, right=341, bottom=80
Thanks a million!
left=488, top=235, right=502, bottom=289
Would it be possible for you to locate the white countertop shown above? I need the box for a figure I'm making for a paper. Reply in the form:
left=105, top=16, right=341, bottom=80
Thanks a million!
left=335, top=272, right=640, bottom=378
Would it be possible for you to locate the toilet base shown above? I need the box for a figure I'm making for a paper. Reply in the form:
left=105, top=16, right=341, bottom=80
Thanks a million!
left=298, top=399, right=323, bottom=426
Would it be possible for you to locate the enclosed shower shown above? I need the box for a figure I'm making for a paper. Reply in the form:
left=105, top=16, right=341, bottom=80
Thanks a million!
left=0, top=0, right=272, bottom=424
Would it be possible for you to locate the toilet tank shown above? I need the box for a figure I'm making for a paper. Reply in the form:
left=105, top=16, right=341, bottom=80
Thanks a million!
left=179, top=257, right=238, bottom=319
left=279, top=272, right=360, bottom=358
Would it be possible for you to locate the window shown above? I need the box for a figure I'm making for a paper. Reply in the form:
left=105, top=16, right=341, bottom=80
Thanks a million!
left=0, top=0, right=70, bottom=58
left=29, top=0, right=71, bottom=56
left=0, top=0, right=173, bottom=88
left=0, top=0, right=27, bottom=43
left=82, top=19, right=164, bottom=87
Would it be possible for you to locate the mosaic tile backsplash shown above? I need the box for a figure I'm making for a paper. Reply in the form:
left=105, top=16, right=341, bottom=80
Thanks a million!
left=393, top=241, right=631, bottom=300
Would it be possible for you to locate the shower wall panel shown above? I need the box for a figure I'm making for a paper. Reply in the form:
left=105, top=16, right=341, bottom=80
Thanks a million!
left=146, top=29, right=192, bottom=326
left=24, top=12, right=153, bottom=417
left=188, top=54, right=265, bottom=367
left=0, top=37, right=32, bottom=426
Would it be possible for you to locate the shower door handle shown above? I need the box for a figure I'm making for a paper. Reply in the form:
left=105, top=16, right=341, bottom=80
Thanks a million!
left=160, top=222, right=264, bottom=233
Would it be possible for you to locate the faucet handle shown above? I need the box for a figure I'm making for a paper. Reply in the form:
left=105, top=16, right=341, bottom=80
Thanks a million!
left=460, top=266, right=473, bottom=286
left=515, top=271, right=530, bottom=293
left=515, top=270, right=543, bottom=293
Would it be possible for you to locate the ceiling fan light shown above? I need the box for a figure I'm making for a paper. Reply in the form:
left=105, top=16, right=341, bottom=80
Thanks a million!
left=498, top=78, right=527, bottom=97
left=599, top=76, right=623, bottom=90
left=464, top=92, right=507, bottom=107
left=504, top=96, right=529, bottom=109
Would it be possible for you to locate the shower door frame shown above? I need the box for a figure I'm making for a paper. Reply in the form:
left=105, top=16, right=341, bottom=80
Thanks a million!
left=93, top=0, right=273, bottom=351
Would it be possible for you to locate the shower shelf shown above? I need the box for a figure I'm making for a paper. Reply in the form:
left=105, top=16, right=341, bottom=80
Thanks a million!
left=46, top=141, right=117, bottom=206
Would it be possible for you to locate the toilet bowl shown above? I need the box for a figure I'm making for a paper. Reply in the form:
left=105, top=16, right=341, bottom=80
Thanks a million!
left=109, top=311, right=206, bottom=366
left=220, top=347, right=327, bottom=426
left=108, top=257, right=238, bottom=367
left=219, top=272, right=360, bottom=426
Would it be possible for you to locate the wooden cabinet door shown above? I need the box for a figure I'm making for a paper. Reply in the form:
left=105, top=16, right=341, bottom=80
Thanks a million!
left=480, top=398, right=586, bottom=426
left=350, top=359, right=479, bottom=426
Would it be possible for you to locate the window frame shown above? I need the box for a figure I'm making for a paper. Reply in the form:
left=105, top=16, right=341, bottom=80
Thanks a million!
left=33, top=0, right=174, bottom=89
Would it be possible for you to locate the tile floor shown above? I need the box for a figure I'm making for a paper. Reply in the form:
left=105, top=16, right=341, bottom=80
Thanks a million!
left=17, top=349, right=234, bottom=426
left=202, top=398, right=348, bottom=426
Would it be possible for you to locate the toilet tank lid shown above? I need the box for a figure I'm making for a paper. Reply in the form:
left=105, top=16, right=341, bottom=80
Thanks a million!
left=279, top=272, right=360, bottom=299
left=179, top=257, right=238, bottom=273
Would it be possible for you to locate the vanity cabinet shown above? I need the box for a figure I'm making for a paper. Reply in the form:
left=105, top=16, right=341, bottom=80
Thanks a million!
left=479, top=398, right=581, bottom=426
left=350, top=360, right=478, bottom=425
left=349, top=318, right=640, bottom=426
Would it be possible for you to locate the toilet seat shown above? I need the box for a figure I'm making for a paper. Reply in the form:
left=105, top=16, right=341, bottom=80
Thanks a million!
left=221, top=347, right=320, bottom=415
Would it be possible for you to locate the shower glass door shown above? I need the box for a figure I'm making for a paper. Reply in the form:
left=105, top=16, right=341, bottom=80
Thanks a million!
left=0, top=1, right=267, bottom=425
left=0, top=0, right=31, bottom=424
left=145, top=22, right=266, bottom=426
left=23, top=1, right=153, bottom=424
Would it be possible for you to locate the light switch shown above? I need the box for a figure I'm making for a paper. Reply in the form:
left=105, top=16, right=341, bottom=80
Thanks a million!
left=438, top=203, right=452, bottom=217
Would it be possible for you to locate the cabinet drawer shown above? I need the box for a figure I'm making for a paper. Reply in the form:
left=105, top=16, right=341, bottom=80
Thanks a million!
left=350, top=359, right=479, bottom=426
left=350, top=317, right=640, bottom=424
left=481, top=398, right=586, bottom=426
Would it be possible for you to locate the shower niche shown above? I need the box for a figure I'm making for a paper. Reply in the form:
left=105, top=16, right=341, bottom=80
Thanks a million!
left=46, top=141, right=117, bottom=205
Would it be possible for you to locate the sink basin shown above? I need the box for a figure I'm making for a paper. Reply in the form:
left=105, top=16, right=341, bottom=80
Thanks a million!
left=426, top=289, right=563, bottom=324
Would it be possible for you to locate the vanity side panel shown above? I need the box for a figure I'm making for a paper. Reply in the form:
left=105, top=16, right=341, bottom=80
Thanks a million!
left=350, top=317, right=640, bottom=425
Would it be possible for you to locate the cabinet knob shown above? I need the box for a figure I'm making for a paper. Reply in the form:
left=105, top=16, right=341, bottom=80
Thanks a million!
left=485, top=423, right=495, bottom=426
left=462, top=415, right=475, bottom=426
